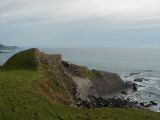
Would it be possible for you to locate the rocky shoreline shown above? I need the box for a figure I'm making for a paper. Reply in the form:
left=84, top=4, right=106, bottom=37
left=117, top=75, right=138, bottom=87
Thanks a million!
left=75, top=96, right=138, bottom=109
left=74, top=83, right=158, bottom=110
left=122, top=72, right=160, bottom=112
left=73, top=72, right=159, bottom=110
left=73, top=79, right=136, bottom=109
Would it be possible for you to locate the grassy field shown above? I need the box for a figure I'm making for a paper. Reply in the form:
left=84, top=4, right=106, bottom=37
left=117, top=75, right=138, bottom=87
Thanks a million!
left=0, top=70, right=160, bottom=120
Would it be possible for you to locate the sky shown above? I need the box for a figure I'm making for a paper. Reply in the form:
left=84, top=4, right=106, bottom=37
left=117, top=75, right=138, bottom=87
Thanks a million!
left=0, top=0, right=160, bottom=48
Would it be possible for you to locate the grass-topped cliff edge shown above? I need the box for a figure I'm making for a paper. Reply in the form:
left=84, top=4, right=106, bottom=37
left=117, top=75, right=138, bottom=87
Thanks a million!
left=0, top=48, right=160, bottom=120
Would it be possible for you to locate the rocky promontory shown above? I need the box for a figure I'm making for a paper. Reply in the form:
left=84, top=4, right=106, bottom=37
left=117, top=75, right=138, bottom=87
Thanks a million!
left=2, top=48, right=136, bottom=108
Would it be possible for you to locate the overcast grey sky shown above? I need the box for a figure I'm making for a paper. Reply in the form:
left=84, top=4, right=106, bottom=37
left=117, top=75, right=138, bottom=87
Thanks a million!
left=0, top=0, right=160, bottom=48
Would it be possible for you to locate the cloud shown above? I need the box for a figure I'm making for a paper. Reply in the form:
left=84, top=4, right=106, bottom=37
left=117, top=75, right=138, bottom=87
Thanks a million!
left=0, top=0, right=160, bottom=48
left=0, top=0, right=160, bottom=24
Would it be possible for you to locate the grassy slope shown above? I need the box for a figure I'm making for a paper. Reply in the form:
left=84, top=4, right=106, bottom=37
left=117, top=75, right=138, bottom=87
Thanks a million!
left=79, top=66, right=103, bottom=79
left=0, top=70, right=160, bottom=120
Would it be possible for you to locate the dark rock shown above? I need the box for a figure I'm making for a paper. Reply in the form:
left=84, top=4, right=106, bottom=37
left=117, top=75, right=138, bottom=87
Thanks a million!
left=90, top=86, right=94, bottom=89
left=125, top=81, right=134, bottom=88
left=138, top=85, right=145, bottom=87
left=121, top=91, right=127, bottom=95
left=144, top=104, right=152, bottom=107
left=140, top=102, right=152, bottom=107
left=62, top=61, right=70, bottom=68
left=75, top=95, right=138, bottom=109
left=134, top=78, right=150, bottom=82
left=133, top=83, right=137, bottom=91
left=150, top=101, right=157, bottom=106
left=134, top=78, right=143, bottom=82
left=75, top=70, right=79, bottom=74
left=143, top=78, right=150, bottom=81
left=140, top=102, right=144, bottom=107
left=124, top=76, right=129, bottom=78
left=130, top=72, right=141, bottom=76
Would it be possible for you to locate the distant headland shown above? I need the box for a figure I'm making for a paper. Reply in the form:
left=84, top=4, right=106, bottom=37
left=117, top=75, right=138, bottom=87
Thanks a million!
left=0, top=44, right=18, bottom=50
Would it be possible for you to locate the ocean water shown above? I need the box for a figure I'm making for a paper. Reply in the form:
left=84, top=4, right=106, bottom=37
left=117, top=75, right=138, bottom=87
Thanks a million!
left=0, top=47, right=160, bottom=112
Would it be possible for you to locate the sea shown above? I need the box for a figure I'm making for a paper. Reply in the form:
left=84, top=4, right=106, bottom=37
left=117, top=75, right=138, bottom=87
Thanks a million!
left=0, top=47, right=160, bottom=112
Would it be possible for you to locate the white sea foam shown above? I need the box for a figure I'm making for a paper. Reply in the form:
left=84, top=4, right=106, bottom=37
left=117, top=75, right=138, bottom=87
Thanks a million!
left=121, top=70, right=160, bottom=112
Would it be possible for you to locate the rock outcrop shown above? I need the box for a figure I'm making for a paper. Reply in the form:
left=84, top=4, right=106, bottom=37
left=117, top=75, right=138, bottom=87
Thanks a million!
left=2, top=48, right=132, bottom=107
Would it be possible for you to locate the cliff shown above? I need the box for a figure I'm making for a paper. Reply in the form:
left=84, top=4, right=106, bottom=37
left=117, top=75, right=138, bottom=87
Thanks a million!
left=3, top=48, right=129, bottom=105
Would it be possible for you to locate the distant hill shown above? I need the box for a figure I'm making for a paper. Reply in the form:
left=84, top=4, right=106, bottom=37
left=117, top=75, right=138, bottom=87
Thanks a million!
left=0, top=44, right=18, bottom=50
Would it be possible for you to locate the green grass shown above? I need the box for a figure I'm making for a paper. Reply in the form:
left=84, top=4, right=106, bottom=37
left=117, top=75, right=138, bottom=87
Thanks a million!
left=2, top=48, right=39, bottom=70
left=0, top=70, right=160, bottom=120
left=79, top=66, right=102, bottom=79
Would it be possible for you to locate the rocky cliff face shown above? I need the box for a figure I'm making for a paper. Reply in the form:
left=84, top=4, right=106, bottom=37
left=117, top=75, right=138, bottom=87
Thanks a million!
left=63, top=62, right=127, bottom=100
left=3, top=48, right=130, bottom=106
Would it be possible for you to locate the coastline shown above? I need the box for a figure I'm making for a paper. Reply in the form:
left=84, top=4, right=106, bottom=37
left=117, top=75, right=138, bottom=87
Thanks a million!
left=0, top=48, right=160, bottom=112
